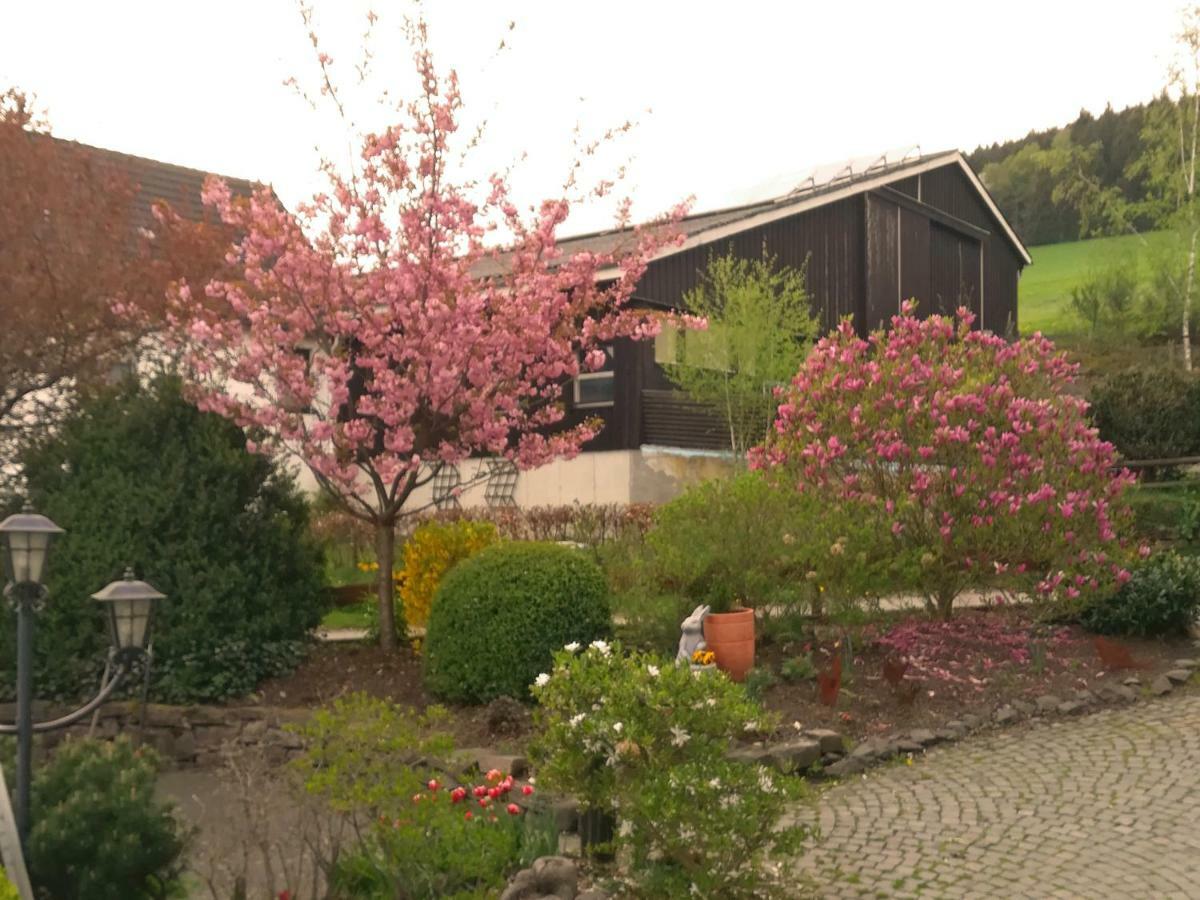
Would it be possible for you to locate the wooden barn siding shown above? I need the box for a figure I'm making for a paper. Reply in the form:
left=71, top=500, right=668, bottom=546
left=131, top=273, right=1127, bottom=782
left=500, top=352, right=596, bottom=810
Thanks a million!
left=899, top=205, right=931, bottom=312
left=564, top=337, right=641, bottom=451
left=633, top=195, right=866, bottom=333
left=919, top=165, right=1022, bottom=334
left=865, top=194, right=900, bottom=331
left=640, top=390, right=728, bottom=451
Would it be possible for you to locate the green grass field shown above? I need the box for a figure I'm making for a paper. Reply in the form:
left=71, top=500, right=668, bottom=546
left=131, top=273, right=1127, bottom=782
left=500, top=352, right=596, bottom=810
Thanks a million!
left=1019, top=230, right=1174, bottom=336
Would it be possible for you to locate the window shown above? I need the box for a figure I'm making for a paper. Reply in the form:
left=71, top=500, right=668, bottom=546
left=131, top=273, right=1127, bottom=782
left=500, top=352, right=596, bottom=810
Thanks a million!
left=573, top=344, right=615, bottom=409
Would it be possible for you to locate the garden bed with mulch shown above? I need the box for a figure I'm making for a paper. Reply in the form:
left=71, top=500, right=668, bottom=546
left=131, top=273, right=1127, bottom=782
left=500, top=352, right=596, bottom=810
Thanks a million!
left=254, top=605, right=1197, bottom=752
left=756, top=604, right=1199, bottom=742
left=253, top=641, right=531, bottom=750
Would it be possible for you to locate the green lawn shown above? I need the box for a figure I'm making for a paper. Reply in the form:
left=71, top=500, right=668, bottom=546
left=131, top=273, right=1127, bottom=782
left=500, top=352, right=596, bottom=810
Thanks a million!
left=321, top=600, right=374, bottom=630
left=1019, top=230, right=1175, bottom=337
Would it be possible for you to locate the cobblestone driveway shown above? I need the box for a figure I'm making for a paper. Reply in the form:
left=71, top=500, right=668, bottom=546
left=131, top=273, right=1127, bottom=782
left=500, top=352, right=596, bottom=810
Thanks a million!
left=792, top=692, right=1200, bottom=899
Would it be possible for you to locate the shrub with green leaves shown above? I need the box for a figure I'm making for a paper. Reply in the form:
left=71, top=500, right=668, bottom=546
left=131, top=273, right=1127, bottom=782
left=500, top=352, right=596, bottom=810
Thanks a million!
left=423, top=542, right=611, bottom=704
left=1081, top=550, right=1200, bottom=637
left=25, top=738, right=188, bottom=900
left=292, top=694, right=549, bottom=898
left=1090, top=368, right=1200, bottom=463
left=3, top=377, right=326, bottom=703
left=531, top=643, right=807, bottom=898
left=602, top=472, right=915, bottom=649
left=0, top=870, right=17, bottom=900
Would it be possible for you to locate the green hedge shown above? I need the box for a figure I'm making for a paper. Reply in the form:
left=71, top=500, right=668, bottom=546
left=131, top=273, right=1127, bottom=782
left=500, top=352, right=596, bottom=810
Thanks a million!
left=1081, top=551, right=1200, bottom=638
left=423, top=542, right=611, bottom=703
left=1090, top=368, right=1200, bottom=461
left=1, top=377, right=326, bottom=703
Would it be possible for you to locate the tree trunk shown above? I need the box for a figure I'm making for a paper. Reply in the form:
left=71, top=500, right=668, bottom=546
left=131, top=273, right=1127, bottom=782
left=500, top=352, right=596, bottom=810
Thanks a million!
left=1184, top=228, right=1197, bottom=372
left=374, top=520, right=398, bottom=651
left=935, top=591, right=955, bottom=621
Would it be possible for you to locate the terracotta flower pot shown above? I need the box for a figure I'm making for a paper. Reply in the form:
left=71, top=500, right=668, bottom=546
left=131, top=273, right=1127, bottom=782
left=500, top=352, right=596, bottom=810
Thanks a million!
left=703, top=607, right=755, bottom=682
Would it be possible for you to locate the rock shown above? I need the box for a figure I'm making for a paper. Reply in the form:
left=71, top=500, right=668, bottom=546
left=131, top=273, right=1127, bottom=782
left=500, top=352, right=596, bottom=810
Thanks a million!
left=768, top=739, right=821, bottom=773
left=895, top=739, right=924, bottom=754
left=934, top=728, right=961, bottom=743
left=500, top=856, right=578, bottom=900
left=803, top=728, right=845, bottom=755
left=994, top=706, right=1019, bottom=725
left=266, top=727, right=303, bottom=750
left=1151, top=676, right=1174, bottom=696
left=1011, top=700, right=1035, bottom=716
left=1057, top=701, right=1085, bottom=716
left=1074, top=689, right=1096, bottom=704
left=577, top=891, right=611, bottom=900
left=241, top=719, right=268, bottom=742
left=173, top=731, right=198, bottom=760
left=1172, top=658, right=1198, bottom=669
left=528, top=794, right=580, bottom=832
left=1164, top=669, right=1193, bottom=685
left=1098, top=683, right=1136, bottom=703
left=961, top=714, right=984, bottom=730
left=908, top=729, right=939, bottom=746
left=850, top=740, right=881, bottom=761
left=727, top=745, right=772, bottom=765
left=1034, top=694, right=1061, bottom=713
left=459, top=748, right=529, bottom=779
left=943, top=719, right=967, bottom=736
left=487, top=696, right=531, bottom=737
left=826, top=756, right=867, bottom=777
left=1123, top=676, right=1142, bottom=687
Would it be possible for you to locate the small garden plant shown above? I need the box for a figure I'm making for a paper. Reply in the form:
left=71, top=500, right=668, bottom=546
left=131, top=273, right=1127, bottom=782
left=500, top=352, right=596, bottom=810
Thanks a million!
left=292, top=693, right=550, bottom=898
left=531, top=642, right=808, bottom=898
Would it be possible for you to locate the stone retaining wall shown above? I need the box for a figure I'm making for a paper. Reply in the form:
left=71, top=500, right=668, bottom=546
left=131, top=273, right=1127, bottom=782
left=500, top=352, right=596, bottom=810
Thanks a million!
left=0, top=701, right=311, bottom=768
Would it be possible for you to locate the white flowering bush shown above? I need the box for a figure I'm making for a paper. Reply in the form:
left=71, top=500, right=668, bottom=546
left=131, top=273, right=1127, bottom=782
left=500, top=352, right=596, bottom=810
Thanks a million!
left=530, top=642, right=809, bottom=897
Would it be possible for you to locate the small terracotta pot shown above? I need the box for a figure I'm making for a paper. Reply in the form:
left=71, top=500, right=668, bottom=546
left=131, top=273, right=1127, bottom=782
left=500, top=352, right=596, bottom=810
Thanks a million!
left=703, top=607, right=755, bottom=682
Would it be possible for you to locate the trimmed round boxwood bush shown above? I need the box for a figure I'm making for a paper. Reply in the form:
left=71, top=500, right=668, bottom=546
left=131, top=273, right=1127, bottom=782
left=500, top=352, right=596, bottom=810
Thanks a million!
left=1081, top=550, right=1200, bottom=638
left=423, top=542, right=611, bottom=703
left=1, top=377, right=326, bottom=703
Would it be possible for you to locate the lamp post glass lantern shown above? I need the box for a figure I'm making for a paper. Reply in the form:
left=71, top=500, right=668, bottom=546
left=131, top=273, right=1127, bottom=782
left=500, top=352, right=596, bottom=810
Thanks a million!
left=0, top=511, right=63, bottom=584
left=92, top=568, right=165, bottom=654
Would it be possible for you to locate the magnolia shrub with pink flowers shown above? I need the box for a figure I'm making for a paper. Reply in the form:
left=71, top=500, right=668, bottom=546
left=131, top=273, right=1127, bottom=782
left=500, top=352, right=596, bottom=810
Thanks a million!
left=531, top=642, right=808, bottom=898
left=752, top=304, right=1141, bottom=618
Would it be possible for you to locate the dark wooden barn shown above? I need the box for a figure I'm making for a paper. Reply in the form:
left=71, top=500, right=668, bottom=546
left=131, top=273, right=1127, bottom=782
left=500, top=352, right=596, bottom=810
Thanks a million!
left=560, top=149, right=1031, bottom=453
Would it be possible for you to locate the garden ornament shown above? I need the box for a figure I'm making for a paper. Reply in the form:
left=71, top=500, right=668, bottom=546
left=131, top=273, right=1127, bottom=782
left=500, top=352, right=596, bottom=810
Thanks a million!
left=677, top=604, right=710, bottom=663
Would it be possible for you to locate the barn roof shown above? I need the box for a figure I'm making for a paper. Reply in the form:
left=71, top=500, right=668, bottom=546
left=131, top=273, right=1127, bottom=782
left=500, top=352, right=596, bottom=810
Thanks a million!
left=481, top=148, right=1030, bottom=279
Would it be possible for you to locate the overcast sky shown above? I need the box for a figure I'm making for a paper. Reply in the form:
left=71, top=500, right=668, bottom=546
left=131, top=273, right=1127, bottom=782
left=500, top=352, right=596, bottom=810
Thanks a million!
left=1, top=1, right=1187, bottom=235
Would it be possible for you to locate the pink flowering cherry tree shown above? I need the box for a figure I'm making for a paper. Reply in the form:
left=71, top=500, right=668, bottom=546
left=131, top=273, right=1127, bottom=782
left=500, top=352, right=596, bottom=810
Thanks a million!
left=159, top=28, right=695, bottom=649
left=751, top=303, right=1140, bottom=619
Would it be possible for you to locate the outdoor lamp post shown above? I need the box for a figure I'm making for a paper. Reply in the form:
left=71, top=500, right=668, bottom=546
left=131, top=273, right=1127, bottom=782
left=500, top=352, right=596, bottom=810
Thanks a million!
left=91, top=569, right=165, bottom=660
left=0, top=511, right=165, bottom=852
left=0, top=510, right=62, bottom=852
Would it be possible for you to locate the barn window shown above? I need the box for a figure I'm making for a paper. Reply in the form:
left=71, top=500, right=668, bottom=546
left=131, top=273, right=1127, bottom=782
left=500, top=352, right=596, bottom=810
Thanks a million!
left=573, top=344, right=615, bottom=408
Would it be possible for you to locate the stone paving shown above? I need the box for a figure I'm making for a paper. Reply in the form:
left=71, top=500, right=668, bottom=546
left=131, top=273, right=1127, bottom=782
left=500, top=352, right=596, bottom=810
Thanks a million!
left=790, top=691, right=1200, bottom=899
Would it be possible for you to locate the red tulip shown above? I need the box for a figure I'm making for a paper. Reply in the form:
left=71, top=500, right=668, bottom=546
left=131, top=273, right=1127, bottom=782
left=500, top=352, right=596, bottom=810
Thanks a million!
left=506, top=803, right=521, bottom=815
left=464, top=811, right=474, bottom=821
left=521, top=785, right=534, bottom=796
left=472, top=785, right=487, bottom=798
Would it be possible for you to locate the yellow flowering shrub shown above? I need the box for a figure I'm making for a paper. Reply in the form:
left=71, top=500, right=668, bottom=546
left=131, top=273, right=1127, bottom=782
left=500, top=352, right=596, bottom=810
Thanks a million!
left=400, top=520, right=499, bottom=641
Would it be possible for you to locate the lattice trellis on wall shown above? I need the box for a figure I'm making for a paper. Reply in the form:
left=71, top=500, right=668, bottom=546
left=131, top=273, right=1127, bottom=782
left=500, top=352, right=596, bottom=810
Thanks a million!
left=484, top=459, right=519, bottom=507
left=430, top=463, right=462, bottom=510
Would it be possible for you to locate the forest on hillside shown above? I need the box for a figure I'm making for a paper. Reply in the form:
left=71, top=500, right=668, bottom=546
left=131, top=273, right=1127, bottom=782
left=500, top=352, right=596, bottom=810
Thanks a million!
left=967, top=95, right=1180, bottom=247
